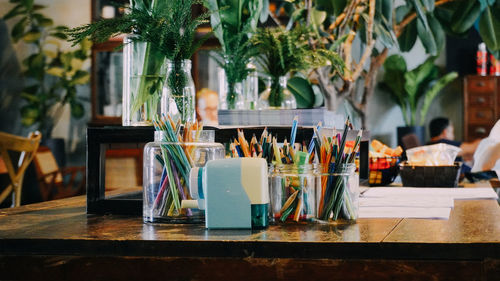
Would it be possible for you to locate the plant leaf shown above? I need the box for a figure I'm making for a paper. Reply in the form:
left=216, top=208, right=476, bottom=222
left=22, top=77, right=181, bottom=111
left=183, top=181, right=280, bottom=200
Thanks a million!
left=398, top=20, right=418, bottom=52
left=419, top=71, right=458, bottom=126
left=416, top=18, right=437, bottom=56
left=46, top=67, right=64, bottom=77
left=479, top=5, right=500, bottom=51
left=428, top=14, right=445, bottom=53
left=23, top=31, right=41, bottom=43
left=70, top=101, right=85, bottom=118
left=11, top=16, right=28, bottom=42
left=2, top=4, right=24, bottom=20
left=410, top=0, right=430, bottom=31
left=287, top=76, right=315, bottom=108
left=450, top=0, right=481, bottom=34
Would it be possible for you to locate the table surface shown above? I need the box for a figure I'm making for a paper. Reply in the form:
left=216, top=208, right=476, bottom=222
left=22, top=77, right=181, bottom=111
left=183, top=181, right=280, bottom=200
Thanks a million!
left=0, top=187, right=499, bottom=260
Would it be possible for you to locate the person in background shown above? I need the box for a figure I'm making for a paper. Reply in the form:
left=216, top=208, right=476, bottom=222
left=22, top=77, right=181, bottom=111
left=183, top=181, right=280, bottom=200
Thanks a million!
left=427, top=117, right=480, bottom=162
left=196, top=88, right=218, bottom=126
left=471, top=119, right=500, bottom=176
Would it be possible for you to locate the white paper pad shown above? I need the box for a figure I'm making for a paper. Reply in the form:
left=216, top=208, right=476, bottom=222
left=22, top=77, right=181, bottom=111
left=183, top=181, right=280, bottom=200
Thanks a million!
left=362, top=187, right=499, bottom=200
left=359, top=197, right=454, bottom=208
left=359, top=206, right=452, bottom=219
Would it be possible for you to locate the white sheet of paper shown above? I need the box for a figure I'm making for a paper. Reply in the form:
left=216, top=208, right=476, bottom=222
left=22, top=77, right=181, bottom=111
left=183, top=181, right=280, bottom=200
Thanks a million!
left=359, top=206, right=452, bottom=219
left=362, top=187, right=498, bottom=200
left=359, top=197, right=454, bottom=208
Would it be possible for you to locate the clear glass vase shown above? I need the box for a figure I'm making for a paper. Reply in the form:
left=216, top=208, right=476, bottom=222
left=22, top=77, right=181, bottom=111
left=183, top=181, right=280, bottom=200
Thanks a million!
left=122, top=36, right=167, bottom=126
left=161, top=59, right=196, bottom=123
left=259, top=76, right=297, bottom=109
left=217, top=67, right=245, bottom=110
left=143, top=131, right=225, bottom=223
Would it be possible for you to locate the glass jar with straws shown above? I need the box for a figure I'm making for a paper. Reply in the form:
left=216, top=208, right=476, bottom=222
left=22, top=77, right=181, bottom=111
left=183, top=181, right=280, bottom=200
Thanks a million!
left=143, top=115, right=225, bottom=223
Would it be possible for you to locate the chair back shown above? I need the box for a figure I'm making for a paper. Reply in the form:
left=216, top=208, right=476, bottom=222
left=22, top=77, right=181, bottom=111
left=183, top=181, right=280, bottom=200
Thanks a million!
left=0, top=131, right=42, bottom=207
left=33, top=146, right=63, bottom=185
left=401, top=133, right=421, bottom=150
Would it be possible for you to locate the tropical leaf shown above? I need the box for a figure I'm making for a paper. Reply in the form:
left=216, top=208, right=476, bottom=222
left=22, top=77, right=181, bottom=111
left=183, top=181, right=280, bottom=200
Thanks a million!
left=450, top=0, right=481, bottom=34
left=419, top=71, right=458, bottom=126
left=479, top=5, right=500, bottom=51
left=398, top=20, right=417, bottom=52
left=287, top=76, right=315, bottom=108
left=416, top=18, right=437, bottom=56
left=428, top=14, right=445, bottom=53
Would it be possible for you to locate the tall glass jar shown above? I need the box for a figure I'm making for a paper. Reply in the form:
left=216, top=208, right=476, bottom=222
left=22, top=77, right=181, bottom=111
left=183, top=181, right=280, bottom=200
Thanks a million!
left=269, top=164, right=320, bottom=223
left=161, top=59, right=196, bottom=123
left=143, top=131, right=225, bottom=223
left=122, top=36, right=167, bottom=126
left=259, top=76, right=297, bottom=109
left=316, top=163, right=359, bottom=222
left=217, top=62, right=245, bottom=110
left=244, top=62, right=258, bottom=110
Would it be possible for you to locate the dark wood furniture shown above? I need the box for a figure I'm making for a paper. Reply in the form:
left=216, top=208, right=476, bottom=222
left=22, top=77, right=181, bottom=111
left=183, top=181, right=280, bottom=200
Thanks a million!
left=86, top=126, right=369, bottom=215
left=0, top=188, right=498, bottom=280
left=463, top=75, right=500, bottom=141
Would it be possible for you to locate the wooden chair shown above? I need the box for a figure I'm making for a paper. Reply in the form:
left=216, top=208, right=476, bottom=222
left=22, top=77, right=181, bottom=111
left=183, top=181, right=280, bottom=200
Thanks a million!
left=33, top=146, right=86, bottom=201
left=0, top=131, right=42, bottom=207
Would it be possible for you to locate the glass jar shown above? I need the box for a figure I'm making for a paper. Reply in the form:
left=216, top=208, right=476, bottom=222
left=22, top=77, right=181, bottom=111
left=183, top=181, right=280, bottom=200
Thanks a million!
left=143, top=131, right=225, bottom=223
left=122, top=36, right=167, bottom=126
left=161, top=59, right=196, bottom=123
left=259, top=76, right=297, bottom=109
left=269, top=164, right=320, bottom=223
left=217, top=65, right=245, bottom=110
left=244, top=62, right=258, bottom=110
left=316, top=163, right=359, bottom=222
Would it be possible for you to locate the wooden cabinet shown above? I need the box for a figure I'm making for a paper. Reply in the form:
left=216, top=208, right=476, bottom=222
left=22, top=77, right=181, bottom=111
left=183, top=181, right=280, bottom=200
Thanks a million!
left=463, top=75, right=500, bottom=141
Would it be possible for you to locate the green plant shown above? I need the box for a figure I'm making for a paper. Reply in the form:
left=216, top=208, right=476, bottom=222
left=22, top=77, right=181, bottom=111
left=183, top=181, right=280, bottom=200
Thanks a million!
left=251, top=26, right=343, bottom=107
left=67, top=0, right=210, bottom=123
left=3, top=0, right=91, bottom=138
left=380, top=54, right=458, bottom=126
left=273, top=0, right=500, bottom=127
left=205, top=0, right=267, bottom=109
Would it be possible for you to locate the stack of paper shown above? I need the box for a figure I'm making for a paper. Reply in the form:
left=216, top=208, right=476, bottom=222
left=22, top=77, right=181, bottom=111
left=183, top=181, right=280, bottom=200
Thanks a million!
left=359, top=187, right=498, bottom=219
left=218, top=108, right=343, bottom=127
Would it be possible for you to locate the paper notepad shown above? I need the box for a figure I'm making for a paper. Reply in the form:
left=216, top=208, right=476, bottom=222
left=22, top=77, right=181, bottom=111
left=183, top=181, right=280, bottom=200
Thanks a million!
left=362, top=187, right=499, bottom=200
left=359, top=197, right=454, bottom=208
left=359, top=206, right=452, bottom=219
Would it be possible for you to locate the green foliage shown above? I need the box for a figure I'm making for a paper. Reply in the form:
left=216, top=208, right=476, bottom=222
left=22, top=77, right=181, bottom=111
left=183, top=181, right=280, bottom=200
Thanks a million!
left=250, top=26, right=343, bottom=107
left=3, top=0, right=91, bottom=137
left=397, top=0, right=500, bottom=57
left=381, top=55, right=458, bottom=126
left=251, top=26, right=344, bottom=79
left=205, top=0, right=268, bottom=108
left=287, top=76, right=315, bottom=108
left=67, top=0, right=210, bottom=61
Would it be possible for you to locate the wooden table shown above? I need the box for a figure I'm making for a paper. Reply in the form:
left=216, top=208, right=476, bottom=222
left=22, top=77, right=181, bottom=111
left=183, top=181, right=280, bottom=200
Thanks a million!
left=0, top=189, right=499, bottom=281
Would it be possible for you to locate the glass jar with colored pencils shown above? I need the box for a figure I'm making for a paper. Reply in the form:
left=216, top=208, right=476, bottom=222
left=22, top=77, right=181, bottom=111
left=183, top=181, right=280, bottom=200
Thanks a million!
left=269, top=163, right=320, bottom=223
left=316, top=163, right=359, bottom=222
left=143, top=116, right=225, bottom=223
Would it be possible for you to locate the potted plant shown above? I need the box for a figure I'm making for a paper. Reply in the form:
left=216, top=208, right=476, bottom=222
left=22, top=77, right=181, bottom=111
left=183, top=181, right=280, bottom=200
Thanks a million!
left=205, top=0, right=267, bottom=110
left=68, top=0, right=210, bottom=124
left=3, top=1, right=91, bottom=142
left=250, top=26, right=343, bottom=109
left=380, top=54, right=458, bottom=146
